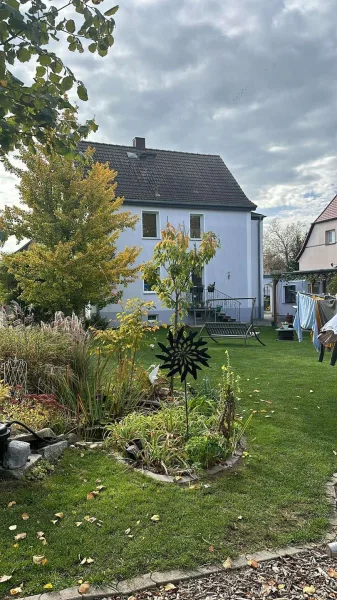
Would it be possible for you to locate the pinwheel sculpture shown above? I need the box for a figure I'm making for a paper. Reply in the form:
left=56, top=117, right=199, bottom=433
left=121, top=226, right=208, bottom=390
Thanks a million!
left=156, top=328, right=210, bottom=437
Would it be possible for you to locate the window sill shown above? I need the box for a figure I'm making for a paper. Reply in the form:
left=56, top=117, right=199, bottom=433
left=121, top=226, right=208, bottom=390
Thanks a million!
left=325, top=242, right=336, bottom=245
left=143, top=291, right=157, bottom=295
left=142, top=237, right=161, bottom=240
left=190, top=237, right=202, bottom=241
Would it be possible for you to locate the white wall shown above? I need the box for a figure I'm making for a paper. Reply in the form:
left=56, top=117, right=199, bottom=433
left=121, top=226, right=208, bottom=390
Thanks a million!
left=100, top=206, right=261, bottom=324
left=264, top=276, right=307, bottom=317
left=300, top=220, right=337, bottom=270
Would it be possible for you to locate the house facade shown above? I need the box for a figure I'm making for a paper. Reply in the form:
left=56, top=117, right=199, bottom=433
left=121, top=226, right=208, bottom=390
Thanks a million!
left=298, top=195, right=337, bottom=271
left=80, top=137, right=264, bottom=325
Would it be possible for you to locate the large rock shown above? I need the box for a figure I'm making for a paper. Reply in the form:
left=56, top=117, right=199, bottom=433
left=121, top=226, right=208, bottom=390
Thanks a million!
left=13, top=427, right=57, bottom=443
left=40, top=440, right=68, bottom=461
left=2, top=440, right=30, bottom=469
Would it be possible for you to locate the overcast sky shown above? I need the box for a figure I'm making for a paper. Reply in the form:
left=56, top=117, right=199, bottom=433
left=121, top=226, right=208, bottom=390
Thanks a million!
left=1, top=0, right=337, bottom=251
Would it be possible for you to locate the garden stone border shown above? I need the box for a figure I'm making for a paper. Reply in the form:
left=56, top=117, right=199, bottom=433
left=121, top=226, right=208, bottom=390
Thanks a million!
left=109, top=439, right=247, bottom=485
left=21, top=472, right=337, bottom=600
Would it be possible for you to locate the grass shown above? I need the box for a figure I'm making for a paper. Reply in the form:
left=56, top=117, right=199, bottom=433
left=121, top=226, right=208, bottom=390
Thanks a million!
left=1, top=326, right=337, bottom=596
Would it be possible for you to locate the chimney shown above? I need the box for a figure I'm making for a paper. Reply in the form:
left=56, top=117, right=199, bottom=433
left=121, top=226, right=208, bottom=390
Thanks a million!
left=133, top=137, right=145, bottom=150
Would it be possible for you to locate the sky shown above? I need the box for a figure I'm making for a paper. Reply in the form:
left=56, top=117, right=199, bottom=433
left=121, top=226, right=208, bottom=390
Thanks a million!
left=1, top=0, right=337, bottom=251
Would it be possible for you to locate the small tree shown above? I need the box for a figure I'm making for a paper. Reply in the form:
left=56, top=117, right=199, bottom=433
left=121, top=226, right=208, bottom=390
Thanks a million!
left=1, top=144, right=141, bottom=314
left=264, top=218, right=307, bottom=273
left=142, top=223, right=220, bottom=333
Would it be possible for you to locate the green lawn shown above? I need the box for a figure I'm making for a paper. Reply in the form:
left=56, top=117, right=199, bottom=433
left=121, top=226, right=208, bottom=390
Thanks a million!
left=1, top=326, right=337, bottom=597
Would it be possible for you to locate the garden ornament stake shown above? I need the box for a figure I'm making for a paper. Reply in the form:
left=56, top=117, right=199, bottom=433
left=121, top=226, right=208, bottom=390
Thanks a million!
left=156, top=328, right=210, bottom=438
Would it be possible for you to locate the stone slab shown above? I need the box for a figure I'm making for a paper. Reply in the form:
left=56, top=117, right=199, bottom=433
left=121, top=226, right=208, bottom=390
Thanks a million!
left=196, top=565, right=222, bottom=576
left=40, top=440, right=68, bottom=461
left=0, top=453, right=42, bottom=480
left=151, top=569, right=201, bottom=585
left=246, top=550, right=279, bottom=563
left=80, top=584, right=118, bottom=599
left=117, top=573, right=155, bottom=594
left=3, top=440, right=30, bottom=469
left=277, top=546, right=304, bottom=558
left=39, top=587, right=81, bottom=600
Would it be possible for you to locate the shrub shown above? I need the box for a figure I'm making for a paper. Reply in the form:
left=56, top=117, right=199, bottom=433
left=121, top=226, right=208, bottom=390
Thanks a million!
left=106, top=404, right=226, bottom=475
left=185, top=434, right=227, bottom=469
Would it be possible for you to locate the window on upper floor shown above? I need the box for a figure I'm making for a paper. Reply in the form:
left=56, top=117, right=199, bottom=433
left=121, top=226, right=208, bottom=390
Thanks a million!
left=142, top=211, right=159, bottom=238
left=190, top=214, right=204, bottom=239
left=325, top=229, right=336, bottom=245
left=284, top=285, right=296, bottom=304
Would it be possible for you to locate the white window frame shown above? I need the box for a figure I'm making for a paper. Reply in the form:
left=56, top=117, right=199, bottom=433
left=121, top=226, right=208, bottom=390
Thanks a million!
left=143, top=267, right=160, bottom=294
left=142, top=210, right=160, bottom=239
left=189, top=213, right=204, bottom=240
left=147, top=314, right=158, bottom=322
left=325, top=229, right=336, bottom=245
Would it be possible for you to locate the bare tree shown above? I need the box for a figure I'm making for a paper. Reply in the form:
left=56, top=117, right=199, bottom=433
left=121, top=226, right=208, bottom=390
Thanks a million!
left=264, top=218, right=307, bottom=273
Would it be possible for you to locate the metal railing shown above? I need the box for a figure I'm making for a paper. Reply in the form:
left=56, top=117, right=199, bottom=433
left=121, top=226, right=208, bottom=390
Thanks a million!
left=186, top=287, right=241, bottom=322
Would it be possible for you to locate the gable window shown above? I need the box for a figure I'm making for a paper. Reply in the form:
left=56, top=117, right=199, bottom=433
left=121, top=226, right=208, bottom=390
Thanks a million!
left=284, top=285, right=296, bottom=304
left=142, top=211, right=159, bottom=238
left=190, top=214, right=204, bottom=239
left=144, top=268, right=160, bottom=293
left=325, top=229, right=336, bottom=245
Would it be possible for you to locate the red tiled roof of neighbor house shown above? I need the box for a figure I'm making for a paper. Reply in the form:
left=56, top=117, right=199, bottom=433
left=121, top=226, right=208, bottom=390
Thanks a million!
left=315, top=195, right=337, bottom=223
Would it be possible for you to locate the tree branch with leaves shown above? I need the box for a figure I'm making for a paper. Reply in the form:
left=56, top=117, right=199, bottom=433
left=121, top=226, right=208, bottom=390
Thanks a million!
left=0, top=0, right=119, bottom=155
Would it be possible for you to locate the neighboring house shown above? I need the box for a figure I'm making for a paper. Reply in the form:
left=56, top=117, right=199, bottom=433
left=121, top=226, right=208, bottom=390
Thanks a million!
left=80, top=137, right=264, bottom=325
left=263, top=275, right=307, bottom=318
left=298, top=195, right=337, bottom=271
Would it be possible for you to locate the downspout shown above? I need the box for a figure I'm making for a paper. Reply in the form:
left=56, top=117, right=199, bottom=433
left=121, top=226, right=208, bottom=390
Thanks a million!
left=257, top=216, right=262, bottom=318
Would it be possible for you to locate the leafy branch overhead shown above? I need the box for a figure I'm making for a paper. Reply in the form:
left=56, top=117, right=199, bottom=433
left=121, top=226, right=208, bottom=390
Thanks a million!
left=0, top=0, right=119, bottom=155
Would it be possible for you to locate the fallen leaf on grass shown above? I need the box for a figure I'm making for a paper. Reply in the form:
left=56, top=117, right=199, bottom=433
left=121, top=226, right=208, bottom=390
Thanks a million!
left=9, top=525, right=17, bottom=531
left=84, top=516, right=97, bottom=523
left=78, top=583, right=90, bottom=594
left=33, top=556, right=47, bottom=565
left=247, top=559, right=260, bottom=569
left=14, top=533, right=26, bottom=541
left=50, top=520, right=58, bottom=525
left=0, top=575, right=12, bottom=583
left=208, top=545, right=214, bottom=553
left=125, top=528, right=131, bottom=535
left=86, top=493, right=95, bottom=501
left=303, top=585, right=316, bottom=594
left=10, top=587, right=22, bottom=596
left=328, top=568, right=337, bottom=578
left=54, top=512, right=64, bottom=519
left=151, top=515, right=160, bottom=522
left=223, top=557, right=232, bottom=569
left=164, top=583, right=177, bottom=591
left=21, top=513, right=29, bottom=520
left=8, top=501, right=16, bottom=508
left=75, top=522, right=82, bottom=527
left=36, top=531, right=44, bottom=538
left=237, top=515, right=243, bottom=520
left=80, top=557, right=94, bottom=565
left=96, top=485, right=106, bottom=491
left=13, top=544, right=19, bottom=549
left=43, top=583, right=53, bottom=590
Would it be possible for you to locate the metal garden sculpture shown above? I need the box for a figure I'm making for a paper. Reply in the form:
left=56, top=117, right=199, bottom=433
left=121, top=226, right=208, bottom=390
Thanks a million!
left=156, top=328, right=210, bottom=438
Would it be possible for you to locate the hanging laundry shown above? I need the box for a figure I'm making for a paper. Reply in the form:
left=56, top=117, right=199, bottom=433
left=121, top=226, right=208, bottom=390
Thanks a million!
left=293, top=293, right=320, bottom=350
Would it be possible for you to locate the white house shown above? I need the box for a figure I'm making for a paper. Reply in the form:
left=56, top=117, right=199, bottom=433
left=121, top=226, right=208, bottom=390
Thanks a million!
left=298, top=195, right=337, bottom=272
left=80, top=137, right=264, bottom=325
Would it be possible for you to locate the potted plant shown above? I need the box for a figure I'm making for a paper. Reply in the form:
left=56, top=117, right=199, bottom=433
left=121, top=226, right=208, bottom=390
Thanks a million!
left=207, top=282, right=215, bottom=293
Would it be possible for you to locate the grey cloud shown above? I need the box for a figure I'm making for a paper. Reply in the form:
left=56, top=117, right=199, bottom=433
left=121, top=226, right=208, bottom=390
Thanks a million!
left=1, top=0, right=336, bottom=233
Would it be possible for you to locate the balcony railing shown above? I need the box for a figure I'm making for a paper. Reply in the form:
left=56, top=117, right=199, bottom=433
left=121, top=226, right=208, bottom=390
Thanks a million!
left=186, top=287, right=241, bottom=322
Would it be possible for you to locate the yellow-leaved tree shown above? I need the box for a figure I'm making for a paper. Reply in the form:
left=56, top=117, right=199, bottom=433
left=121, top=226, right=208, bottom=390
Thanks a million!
left=1, top=145, right=141, bottom=314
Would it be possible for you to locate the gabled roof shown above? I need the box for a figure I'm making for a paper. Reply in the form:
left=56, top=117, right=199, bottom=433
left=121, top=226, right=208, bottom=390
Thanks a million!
left=297, top=194, right=337, bottom=260
left=79, top=141, right=256, bottom=211
left=315, top=195, right=337, bottom=223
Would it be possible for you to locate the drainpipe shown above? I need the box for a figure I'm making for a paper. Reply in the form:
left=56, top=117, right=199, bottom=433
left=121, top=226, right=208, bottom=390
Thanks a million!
left=257, top=217, right=262, bottom=318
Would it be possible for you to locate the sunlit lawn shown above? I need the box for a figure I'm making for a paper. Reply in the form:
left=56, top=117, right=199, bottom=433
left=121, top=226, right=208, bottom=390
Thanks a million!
left=1, top=326, right=337, bottom=596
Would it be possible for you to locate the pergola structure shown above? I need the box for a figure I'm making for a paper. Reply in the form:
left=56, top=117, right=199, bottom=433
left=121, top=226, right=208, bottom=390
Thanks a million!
left=269, top=267, right=337, bottom=326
